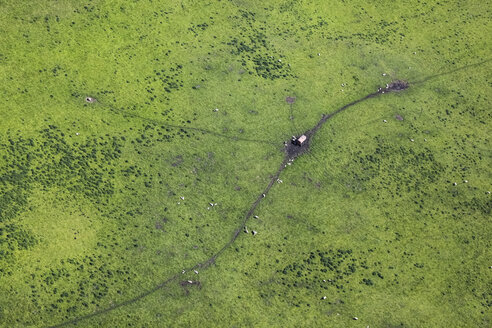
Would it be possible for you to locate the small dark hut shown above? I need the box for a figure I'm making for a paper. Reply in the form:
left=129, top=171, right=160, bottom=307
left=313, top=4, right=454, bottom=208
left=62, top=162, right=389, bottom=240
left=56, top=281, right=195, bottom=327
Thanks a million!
left=293, top=135, right=307, bottom=146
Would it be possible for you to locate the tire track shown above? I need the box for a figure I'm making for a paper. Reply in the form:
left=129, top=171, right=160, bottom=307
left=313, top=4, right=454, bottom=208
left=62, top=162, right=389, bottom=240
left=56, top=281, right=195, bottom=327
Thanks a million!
left=409, top=58, right=491, bottom=85
left=117, top=110, right=279, bottom=146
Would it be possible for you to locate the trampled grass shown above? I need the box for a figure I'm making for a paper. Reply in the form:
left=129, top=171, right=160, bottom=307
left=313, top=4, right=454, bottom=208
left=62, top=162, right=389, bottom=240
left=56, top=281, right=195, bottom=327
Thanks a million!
left=0, top=0, right=490, bottom=327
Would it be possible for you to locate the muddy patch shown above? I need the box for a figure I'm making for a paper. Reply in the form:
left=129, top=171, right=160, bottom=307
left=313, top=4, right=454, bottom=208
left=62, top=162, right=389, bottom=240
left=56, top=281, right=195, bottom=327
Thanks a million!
left=155, top=217, right=169, bottom=230
left=387, top=80, right=409, bottom=91
left=285, top=96, right=296, bottom=104
left=171, top=155, right=183, bottom=167
left=285, top=134, right=311, bottom=159
left=180, top=280, right=201, bottom=295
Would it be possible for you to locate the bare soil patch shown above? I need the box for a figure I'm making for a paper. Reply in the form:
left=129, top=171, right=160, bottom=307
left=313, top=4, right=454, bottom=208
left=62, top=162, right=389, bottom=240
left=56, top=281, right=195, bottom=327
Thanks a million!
left=285, top=96, right=296, bottom=104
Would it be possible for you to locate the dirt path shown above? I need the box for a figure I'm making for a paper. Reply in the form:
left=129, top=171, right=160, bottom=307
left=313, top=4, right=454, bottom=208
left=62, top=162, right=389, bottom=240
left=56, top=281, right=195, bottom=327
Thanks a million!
left=120, top=111, right=279, bottom=146
left=49, top=80, right=408, bottom=328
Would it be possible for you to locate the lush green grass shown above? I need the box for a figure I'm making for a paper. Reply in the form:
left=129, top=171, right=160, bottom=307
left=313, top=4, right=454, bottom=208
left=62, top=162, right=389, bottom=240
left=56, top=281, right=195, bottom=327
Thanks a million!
left=0, top=0, right=490, bottom=327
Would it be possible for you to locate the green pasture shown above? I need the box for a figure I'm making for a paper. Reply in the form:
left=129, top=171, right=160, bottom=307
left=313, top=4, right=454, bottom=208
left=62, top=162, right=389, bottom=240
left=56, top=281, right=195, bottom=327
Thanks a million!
left=0, top=0, right=490, bottom=327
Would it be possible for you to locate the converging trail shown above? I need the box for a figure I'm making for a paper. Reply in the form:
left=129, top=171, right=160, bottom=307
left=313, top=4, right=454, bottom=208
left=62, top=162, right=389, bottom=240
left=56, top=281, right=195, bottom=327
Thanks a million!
left=49, top=80, right=408, bottom=328
left=120, top=111, right=279, bottom=146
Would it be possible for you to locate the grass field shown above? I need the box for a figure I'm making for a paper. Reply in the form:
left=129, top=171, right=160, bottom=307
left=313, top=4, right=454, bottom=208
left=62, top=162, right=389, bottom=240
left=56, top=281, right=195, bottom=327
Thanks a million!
left=0, top=0, right=491, bottom=327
